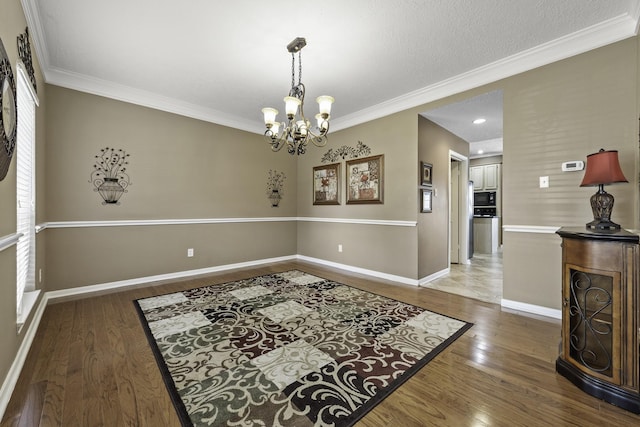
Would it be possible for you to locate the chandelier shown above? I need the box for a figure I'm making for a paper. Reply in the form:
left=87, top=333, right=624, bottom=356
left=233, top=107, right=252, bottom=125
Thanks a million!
left=262, top=37, right=334, bottom=155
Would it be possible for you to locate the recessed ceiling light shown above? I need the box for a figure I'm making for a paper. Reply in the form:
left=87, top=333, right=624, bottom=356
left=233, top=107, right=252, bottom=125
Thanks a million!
left=473, top=118, right=486, bottom=124
left=478, top=149, right=484, bottom=154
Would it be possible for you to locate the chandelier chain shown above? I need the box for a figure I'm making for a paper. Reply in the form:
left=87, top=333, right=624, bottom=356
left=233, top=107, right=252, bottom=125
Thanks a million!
left=291, top=52, right=295, bottom=88
left=298, top=51, right=302, bottom=86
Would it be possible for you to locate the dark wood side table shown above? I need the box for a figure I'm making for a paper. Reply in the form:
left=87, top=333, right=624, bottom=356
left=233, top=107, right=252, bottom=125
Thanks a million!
left=556, top=227, right=640, bottom=413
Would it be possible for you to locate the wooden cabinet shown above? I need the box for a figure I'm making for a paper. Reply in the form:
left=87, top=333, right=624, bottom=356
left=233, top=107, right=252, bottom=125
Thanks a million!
left=556, top=227, right=640, bottom=413
left=470, top=164, right=500, bottom=191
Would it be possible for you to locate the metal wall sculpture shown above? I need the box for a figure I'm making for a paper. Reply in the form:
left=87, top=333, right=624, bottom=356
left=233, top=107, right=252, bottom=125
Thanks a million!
left=266, top=169, right=286, bottom=207
left=17, top=27, right=36, bottom=93
left=321, top=141, right=371, bottom=163
left=90, top=147, right=131, bottom=205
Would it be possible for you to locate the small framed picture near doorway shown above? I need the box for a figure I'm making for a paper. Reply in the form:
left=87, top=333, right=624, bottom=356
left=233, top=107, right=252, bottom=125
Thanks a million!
left=420, top=161, right=433, bottom=186
left=420, top=188, right=432, bottom=213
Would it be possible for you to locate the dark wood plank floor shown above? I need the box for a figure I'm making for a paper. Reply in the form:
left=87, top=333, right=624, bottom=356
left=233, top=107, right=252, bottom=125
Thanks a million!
left=2, top=261, right=640, bottom=426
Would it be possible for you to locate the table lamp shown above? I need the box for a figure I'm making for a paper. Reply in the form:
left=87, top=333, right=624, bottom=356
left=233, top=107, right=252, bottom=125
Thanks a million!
left=579, top=148, right=628, bottom=230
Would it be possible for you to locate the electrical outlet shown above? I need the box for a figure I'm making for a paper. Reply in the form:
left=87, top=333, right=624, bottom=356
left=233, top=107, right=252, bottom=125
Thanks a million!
left=338, top=244, right=343, bottom=253
left=539, top=176, right=549, bottom=188
left=187, top=248, right=194, bottom=257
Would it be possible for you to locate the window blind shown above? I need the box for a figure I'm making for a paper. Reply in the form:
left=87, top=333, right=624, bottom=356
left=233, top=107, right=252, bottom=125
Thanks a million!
left=16, top=68, right=36, bottom=319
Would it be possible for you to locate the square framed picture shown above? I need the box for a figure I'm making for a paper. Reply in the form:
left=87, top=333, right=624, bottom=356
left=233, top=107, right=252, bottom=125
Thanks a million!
left=346, top=154, right=383, bottom=204
left=313, top=163, right=340, bottom=205
left=421, top=188, right=432, bottom=213
left=420, top=161, right=433, bottom=186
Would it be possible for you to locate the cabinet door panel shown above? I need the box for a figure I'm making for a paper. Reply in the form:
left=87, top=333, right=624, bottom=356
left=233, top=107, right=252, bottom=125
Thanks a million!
left=563, top=263, right=621, bottom=385
left=470, top=166, right=483, bottom=190
left=483, top=164, right=499, bottom=190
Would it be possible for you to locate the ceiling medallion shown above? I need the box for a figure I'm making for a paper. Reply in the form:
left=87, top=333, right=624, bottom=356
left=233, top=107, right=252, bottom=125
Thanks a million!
left=262, top=37, right=334, bottom=155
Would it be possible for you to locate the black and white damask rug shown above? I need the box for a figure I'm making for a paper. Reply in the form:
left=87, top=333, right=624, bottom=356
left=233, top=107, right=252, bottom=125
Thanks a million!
left=134, top=270, right=472, bottom=426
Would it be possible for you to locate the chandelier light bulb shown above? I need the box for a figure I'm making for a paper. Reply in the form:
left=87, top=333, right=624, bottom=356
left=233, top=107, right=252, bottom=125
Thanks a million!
left=262, top=107, right=278, bottom=126
left=316, top=95, right=334, bottom=117
left=284, top=96, right=302, bottom=118
left=271, top=121, right=280, bottom=136
left=297, top=120, right=308, bottom=136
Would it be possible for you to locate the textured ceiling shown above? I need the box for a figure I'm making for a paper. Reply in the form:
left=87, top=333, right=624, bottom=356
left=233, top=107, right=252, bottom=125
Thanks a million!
left=422, top=90, right=504, bottom=158
left=22, top=0, right=640, bottom=139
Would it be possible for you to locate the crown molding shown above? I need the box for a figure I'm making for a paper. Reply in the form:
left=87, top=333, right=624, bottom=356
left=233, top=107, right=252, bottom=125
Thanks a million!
left=21, top=1, right=639, bottom=134
left=330, top=12, right=638, bottom=131
left=45, top=67, right=265, bottom=134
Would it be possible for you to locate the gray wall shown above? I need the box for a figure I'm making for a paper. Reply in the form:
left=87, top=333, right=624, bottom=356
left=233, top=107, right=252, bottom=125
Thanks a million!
left=2, top=0, right=640, bottom=403
left=296, top=111, right=419, bottom=279
left=44, top=86, right=298, bottom=290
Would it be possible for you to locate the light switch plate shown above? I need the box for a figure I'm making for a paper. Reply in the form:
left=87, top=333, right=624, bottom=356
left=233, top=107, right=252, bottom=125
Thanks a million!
left=539, top=176, right=549, bottom=188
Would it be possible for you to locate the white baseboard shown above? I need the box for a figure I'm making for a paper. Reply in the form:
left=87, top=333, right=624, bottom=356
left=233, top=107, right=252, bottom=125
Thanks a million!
left=46, top=255, right=296, bottom=302
left=418, top=268, right=450, bottom=286
left=296, top=255, right=419, bottom=286
left=0, top=292, right=49, bottom=420
left=501, top=298, right=562, bottom=320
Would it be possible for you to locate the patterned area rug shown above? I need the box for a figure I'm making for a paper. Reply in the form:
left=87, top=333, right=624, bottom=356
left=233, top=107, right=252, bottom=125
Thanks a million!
left=134, top=270, right=472, bottom=426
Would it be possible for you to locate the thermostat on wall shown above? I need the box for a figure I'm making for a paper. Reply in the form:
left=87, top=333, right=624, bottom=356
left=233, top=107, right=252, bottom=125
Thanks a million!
left=561, top=161, right=584, bottom=172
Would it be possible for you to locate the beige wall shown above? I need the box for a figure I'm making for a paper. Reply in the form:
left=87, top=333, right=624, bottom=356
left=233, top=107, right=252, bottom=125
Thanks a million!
left=0, top=0, right=47, bottom=400
left=296, top=111, right=420, bottom=279
left=500, top=37, right=638, bottom=308
left=44, top=86, right=298, bottom=289
left=470, top=155, right=502, bottom=167
left=417, top=117, right=470, bottom=279
left=3, top=0, right=640, bottom=403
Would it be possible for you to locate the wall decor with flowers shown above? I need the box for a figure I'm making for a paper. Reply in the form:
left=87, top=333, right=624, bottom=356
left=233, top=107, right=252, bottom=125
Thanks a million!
left=266, top=169, right=286, bottom=207
left=90, top=147, right=131, bottom=205
left=346, top=154, right=383, bottom=204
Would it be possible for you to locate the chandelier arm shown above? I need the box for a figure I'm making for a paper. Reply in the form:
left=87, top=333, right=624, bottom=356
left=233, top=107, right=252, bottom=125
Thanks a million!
left=305, top=128, right=328, bottom=148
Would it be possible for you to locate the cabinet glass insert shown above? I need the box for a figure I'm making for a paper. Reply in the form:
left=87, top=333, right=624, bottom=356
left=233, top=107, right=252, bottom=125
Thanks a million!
left=568, top=269, right=613, bottom=377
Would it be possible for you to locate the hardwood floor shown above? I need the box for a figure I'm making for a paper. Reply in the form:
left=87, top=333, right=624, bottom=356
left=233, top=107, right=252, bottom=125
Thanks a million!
left=2, top=261, right=640, bottom=426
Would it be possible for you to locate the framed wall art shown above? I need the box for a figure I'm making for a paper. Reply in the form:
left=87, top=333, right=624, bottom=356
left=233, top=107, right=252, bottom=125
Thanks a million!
left=421, top=188, right=432, bottom=213
left=313, top=162, right=340, bottom=205
left=346, top=154, right=383, bottom=204
left=420, top=161, right=432, bottom=186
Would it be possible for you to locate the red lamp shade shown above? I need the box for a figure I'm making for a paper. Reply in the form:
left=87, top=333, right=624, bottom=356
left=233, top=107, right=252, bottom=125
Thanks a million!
left=580, top=149, right=628, bottom=187
left=580, top=148, right=628, bottom=230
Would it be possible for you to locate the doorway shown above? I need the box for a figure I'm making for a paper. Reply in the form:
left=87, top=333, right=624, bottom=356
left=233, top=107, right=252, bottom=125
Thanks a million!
left=449, top=150, right=470, bottom=265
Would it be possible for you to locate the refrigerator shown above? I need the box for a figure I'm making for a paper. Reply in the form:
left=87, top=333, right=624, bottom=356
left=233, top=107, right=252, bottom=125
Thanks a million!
left=468, top=181, right=474, bottom=259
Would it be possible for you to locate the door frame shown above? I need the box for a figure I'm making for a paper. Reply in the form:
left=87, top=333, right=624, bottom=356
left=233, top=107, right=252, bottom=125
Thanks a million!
left=449, top=150, right=470, bottom=265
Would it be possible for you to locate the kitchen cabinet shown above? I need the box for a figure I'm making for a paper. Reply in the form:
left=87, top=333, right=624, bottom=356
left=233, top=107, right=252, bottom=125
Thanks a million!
left=555, top=227, right=640, bottom=414
left=473, top=216, right=499, bottom=253
left=470, top=166, right=484, bottom=190
left=470, top=164, right=500, bottom=191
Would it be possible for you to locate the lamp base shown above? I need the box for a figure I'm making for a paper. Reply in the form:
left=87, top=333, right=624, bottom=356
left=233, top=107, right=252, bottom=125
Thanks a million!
left=586, top=219, right=621, bottom=230
left=586, top=185, right=620, bottom=230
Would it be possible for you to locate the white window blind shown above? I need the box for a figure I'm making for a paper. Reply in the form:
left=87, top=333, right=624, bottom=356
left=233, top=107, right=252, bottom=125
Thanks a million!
left=16, top=65, right=37, bottom=321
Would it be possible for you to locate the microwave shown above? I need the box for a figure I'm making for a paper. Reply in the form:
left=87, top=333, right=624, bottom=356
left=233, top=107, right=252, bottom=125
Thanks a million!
left=474, top=191, right=496, bottom=207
